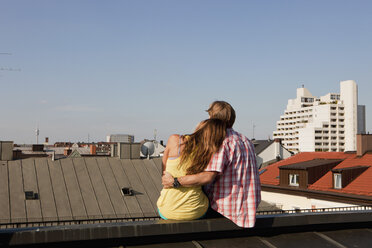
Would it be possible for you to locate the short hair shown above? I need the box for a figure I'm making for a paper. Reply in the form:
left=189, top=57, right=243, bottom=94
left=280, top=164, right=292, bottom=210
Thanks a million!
left=207, top=101, right=236, bottom=128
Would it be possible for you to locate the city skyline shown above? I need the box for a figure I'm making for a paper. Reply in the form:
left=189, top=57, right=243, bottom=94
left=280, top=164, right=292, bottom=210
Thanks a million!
left=1, top=1, right=372, bottom=144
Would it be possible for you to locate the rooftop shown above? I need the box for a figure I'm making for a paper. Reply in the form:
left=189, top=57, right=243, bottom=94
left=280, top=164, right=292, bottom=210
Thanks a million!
left=0, top=156, right=371, bottom=247
left=0, top=157, right=276, bottom=229
left=252, top=139, right=274, bottom=154
left=278, top=159, right=342, bottom=170
left=260, top=151, right=372, bottom=197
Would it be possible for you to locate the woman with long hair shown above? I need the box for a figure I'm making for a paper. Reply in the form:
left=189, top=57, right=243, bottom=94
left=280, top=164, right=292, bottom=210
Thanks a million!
left=157, top=118, right=226, bottom=220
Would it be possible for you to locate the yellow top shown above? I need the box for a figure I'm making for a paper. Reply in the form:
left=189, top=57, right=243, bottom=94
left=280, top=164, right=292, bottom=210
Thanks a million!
left=157, top=157, right=209, bottom=220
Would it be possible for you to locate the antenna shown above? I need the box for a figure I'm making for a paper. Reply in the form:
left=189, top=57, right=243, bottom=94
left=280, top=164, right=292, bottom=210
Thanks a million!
left=252, top=122, right=256, bottom=139
left=154, top=129, right=157, bottom=141
left=35, top=125, right=40, bottom=144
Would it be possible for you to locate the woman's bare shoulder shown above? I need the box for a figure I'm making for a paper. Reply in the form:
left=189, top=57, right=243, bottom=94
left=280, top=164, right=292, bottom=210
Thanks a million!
left=167, top=134, right=181, bottom=146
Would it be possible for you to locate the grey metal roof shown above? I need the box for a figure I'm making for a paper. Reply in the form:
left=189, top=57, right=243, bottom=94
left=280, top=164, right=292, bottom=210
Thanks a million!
left=253, top=140, right=274, bottom=154
left=279, top=159, right=343, bottom=170
left=0, top=157, right=280, bottom=228
left=0, top=157, right=163, bottom=228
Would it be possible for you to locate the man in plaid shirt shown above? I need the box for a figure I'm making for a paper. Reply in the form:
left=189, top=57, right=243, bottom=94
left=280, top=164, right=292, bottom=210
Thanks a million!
left=162, top=101, right=261, bottom=228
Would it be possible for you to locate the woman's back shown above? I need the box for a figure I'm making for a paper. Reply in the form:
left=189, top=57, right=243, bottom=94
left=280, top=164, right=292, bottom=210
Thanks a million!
left=157, top=135, right=209, bottom=220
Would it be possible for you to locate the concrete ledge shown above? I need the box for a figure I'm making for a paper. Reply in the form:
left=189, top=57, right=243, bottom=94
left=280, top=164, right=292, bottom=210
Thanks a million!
left=1, top=210, right=372, bottom=246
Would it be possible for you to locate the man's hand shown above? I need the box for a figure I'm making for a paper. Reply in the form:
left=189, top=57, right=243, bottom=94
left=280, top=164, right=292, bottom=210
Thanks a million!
left=162, top=171, right=174, bottom=189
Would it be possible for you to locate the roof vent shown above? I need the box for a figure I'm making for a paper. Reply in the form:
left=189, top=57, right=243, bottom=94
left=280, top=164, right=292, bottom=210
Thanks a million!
left=121, top=187, right=133, bottom=196
left=25, top=191, right=39, bottom=200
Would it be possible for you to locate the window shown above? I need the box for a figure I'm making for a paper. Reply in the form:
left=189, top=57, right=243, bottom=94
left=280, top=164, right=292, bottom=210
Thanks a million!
left=331, top=94, right=340, bottom=100
left=301, top=97, right=314, bottom=103
left=334, top=173, right=342, bottom=189
left=289, top=174, right=299, bottom=186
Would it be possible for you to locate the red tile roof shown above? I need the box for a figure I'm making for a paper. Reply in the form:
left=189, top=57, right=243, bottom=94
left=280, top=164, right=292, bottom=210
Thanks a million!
left=260, top=152, right=372, bottom=197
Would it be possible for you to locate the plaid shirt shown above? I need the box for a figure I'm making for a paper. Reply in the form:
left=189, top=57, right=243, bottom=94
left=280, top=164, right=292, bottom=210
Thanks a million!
left=204, top=128, right=261, bottom=228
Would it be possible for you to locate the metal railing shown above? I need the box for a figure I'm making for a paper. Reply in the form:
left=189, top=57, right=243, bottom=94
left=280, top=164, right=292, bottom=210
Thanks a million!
left=1, top=205, right=372, bottom=229
left=257, top=205, right=372, bottom=215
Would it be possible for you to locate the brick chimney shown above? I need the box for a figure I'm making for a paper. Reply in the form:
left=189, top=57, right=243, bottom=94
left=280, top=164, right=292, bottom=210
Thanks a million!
left=356, top=134, right=372, bottom=156
left=90, top=144, right=96, bottom=155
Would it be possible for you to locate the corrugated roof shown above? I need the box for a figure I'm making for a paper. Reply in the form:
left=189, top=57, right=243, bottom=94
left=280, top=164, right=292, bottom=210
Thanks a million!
left=0, top=157, right=163, bottom=227
left=0, top=157, right=292, bottom=228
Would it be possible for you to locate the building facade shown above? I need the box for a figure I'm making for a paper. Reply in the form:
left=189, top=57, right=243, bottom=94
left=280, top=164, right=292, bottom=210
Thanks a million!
left=253, top=139, right=293, bottom=169
left=273, top=80, right=366, bottom=153
left=106, top=134, right=134, bottom=143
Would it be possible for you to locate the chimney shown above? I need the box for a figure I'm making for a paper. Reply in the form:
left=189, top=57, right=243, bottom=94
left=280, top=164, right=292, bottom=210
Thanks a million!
left=90, top=144, right=96, bottom=155
left=1, top=141, right=14, bottom=160
left=356, top=134, right=372, bottom=156
left=13, top=149, right=22, bottom=160
left=274, top=139, right=282, bottom=160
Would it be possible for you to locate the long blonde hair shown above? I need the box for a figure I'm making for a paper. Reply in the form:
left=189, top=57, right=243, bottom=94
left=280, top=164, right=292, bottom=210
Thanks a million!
left=180, top=119, right=226, bottom=175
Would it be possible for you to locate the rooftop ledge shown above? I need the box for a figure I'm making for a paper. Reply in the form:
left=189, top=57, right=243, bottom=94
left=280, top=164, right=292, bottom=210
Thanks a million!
left=1, top=209, right=372, bottom=247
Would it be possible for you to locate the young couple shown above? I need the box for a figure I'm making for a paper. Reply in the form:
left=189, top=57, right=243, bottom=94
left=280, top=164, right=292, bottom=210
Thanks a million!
left=157, top=101, right=261, bottom=228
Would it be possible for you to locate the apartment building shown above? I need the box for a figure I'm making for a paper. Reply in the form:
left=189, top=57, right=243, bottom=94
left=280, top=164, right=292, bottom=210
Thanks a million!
left=106, top=134, right=134, bottom=143
left=273, top=80, right=366, bottom=153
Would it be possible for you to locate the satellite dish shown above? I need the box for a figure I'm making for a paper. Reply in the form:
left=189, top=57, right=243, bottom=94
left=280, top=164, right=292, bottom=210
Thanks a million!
left=141, top=141, right=155, bottom=157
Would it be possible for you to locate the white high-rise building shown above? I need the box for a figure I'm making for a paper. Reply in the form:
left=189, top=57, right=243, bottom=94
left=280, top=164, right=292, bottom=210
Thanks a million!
left=106, top=134, right=134, bottom=143
left=273, top=80, right=366, bottom=153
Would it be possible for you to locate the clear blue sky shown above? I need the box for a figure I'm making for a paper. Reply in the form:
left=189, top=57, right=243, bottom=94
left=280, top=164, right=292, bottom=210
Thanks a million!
left=1, top=0, right=372, bottom=144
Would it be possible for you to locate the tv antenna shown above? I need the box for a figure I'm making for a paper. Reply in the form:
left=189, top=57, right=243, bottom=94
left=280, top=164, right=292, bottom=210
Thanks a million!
left=35, top=125, right=40, bottom=144
left=252, top=122, right=256, bottom=139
